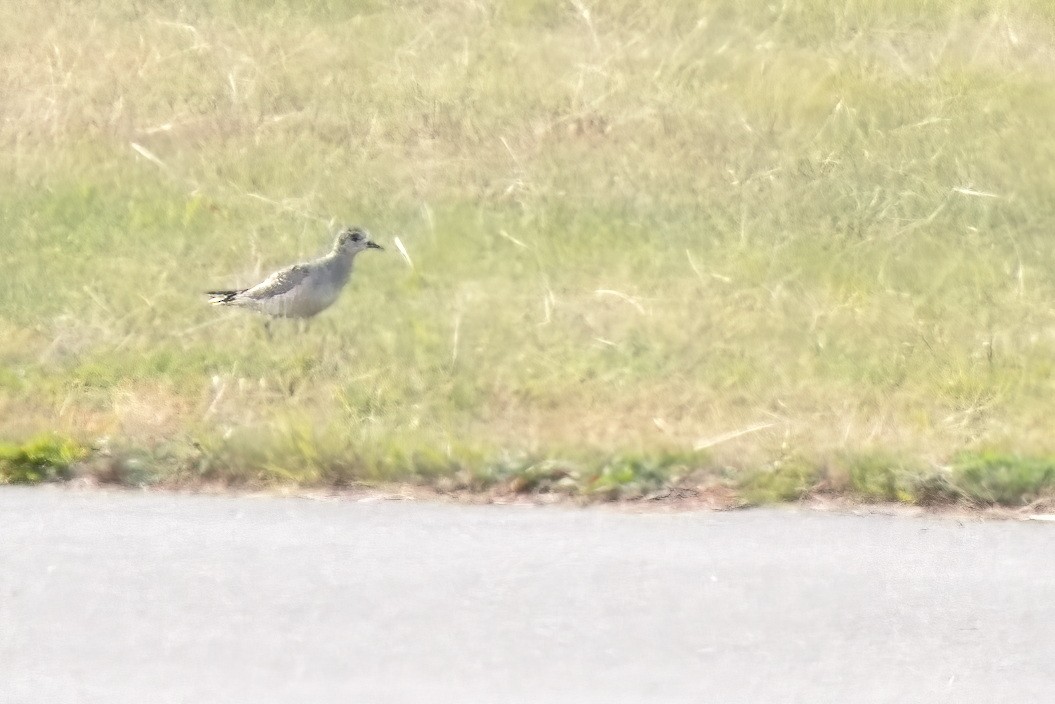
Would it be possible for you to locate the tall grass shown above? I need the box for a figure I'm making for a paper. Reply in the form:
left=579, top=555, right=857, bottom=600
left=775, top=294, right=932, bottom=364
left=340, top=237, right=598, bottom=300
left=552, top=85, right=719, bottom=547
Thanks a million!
left=3, top=1, right=1055, bottom=502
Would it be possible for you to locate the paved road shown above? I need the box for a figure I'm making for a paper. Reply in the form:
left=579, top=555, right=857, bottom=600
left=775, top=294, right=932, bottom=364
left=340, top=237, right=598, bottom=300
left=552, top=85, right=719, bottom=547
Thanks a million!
left=1, top=489, right=1052, bottom=703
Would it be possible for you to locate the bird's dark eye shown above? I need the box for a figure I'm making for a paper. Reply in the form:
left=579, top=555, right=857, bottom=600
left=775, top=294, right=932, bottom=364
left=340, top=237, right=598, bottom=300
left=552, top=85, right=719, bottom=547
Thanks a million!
left=351, top=232, right=363, bottom=242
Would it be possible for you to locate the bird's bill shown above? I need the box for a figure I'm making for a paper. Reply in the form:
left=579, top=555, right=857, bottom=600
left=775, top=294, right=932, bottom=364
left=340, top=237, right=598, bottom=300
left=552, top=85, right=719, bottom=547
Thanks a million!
left=367, top=241, right=384, bottom=250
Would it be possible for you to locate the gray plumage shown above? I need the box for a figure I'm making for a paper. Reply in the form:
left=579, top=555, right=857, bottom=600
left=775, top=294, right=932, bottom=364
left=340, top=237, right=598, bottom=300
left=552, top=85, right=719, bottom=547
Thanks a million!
left=207, top=227, right=383, bottom=319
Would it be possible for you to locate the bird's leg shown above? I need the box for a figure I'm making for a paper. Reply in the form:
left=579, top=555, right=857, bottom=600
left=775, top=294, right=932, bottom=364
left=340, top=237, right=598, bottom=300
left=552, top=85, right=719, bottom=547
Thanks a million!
left=263, top=319, right=273, bottom=341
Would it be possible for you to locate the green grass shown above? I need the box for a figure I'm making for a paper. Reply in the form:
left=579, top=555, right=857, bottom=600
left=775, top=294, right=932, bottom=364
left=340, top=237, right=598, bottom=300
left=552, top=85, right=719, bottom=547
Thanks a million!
left=0, top=435, right=85, bottom=484
left=3, top=0, right=1055, bottom=507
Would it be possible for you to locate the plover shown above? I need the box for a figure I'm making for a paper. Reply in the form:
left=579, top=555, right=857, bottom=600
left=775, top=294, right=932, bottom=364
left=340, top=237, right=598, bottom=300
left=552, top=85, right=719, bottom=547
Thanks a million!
left=207, top=226, right=383, bottom=320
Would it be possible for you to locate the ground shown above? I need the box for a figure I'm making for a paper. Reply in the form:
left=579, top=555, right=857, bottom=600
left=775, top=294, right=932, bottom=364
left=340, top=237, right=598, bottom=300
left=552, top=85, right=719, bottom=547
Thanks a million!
left=3, top=1, right=1055, bottom=505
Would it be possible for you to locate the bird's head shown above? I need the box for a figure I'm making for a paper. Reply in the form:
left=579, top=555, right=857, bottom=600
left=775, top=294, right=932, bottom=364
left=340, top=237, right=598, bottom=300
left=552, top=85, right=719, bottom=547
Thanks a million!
left=335, top=227, right=383, bottom=255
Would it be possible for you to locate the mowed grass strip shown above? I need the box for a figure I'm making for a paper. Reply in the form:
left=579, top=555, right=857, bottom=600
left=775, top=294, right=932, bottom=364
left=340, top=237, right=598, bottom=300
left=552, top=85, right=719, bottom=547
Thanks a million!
left=5, top=434, right=1055, bottom=511
left=3, top=1, right=1055, bottom=505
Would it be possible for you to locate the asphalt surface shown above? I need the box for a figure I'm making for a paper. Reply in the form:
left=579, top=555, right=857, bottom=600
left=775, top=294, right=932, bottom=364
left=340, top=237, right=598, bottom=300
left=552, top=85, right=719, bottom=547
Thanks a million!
left=1, top=488, right=1052, bottom=703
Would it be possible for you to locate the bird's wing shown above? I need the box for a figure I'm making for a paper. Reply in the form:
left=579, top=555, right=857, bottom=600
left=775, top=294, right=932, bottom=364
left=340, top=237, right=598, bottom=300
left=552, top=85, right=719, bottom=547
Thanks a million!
left=241, top=263, right=312, bottom=300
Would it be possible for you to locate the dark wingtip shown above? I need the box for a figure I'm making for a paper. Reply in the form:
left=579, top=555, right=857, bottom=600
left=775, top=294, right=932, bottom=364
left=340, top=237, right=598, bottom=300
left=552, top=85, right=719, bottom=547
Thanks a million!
left=205, top=290, right=242, bottom=304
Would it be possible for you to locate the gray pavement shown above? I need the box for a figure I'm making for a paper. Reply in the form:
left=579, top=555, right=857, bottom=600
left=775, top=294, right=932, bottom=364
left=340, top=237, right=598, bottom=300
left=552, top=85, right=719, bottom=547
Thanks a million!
left=0, top=488, right=1052, bottom=703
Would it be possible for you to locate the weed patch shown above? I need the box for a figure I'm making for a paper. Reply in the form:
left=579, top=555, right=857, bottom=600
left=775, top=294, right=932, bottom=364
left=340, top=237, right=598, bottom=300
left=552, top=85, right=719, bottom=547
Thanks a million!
left=0, top=435, right=86, bottom=484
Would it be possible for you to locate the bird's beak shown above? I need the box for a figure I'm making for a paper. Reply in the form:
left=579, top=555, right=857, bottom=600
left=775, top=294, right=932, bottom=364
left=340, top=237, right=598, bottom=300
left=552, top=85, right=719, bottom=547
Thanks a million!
left=367, top=241, right=384, bottom=250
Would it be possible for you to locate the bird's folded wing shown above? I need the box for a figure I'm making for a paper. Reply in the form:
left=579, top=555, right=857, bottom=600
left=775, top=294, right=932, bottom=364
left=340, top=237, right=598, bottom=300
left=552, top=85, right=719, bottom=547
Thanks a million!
left=242, top=264, right=311, bottom=300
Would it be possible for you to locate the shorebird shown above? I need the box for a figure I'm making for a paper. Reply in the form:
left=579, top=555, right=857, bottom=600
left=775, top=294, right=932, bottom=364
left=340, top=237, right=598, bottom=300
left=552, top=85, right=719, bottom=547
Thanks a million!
left=206, top=226, right=383, bottom=324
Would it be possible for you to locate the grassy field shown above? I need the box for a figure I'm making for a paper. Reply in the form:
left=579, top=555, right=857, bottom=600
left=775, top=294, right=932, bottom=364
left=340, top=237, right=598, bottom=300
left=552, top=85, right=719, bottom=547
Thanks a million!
left=4, top=0, right=1055, bottom=505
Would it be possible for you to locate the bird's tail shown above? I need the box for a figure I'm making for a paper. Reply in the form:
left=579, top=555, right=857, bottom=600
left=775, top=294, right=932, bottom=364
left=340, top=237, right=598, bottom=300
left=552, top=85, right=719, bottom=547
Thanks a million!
left=206, top=290, right=245, bottom=305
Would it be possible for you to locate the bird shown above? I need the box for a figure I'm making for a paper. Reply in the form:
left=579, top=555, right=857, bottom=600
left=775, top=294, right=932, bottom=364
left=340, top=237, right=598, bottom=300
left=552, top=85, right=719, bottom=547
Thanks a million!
left=206, top=226, right=383, bottom=323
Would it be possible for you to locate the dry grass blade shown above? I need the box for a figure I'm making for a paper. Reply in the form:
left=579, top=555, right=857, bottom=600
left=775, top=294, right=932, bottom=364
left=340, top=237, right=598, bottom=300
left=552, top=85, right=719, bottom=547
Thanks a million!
left=498, top=229, right=529, bottom=249
left=952, top=186, right=1001, bottom=198
left=393, top=236, right=414, bottom=269
left=129, top=142, right=168, bottom=171
left=594, top=289, right=646, bottom=315
left=694, top=423, right=779, bottom=452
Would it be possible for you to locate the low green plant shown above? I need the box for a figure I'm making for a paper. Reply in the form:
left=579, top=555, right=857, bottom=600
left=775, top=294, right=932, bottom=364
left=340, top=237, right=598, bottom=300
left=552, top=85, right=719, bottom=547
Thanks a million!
left=845, top=453, right=919, bottom=503
left=0, top=435, right=86, bottom=484
left=740, top=459, right=823, bottom=505
left=948, top=451, right=1055, bottom=506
